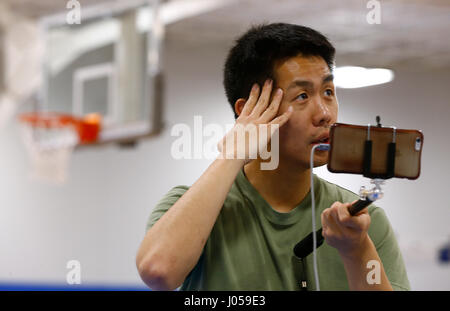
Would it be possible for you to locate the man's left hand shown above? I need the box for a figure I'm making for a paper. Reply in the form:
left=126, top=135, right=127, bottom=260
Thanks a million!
left=321, top=200, right=371, bottom=256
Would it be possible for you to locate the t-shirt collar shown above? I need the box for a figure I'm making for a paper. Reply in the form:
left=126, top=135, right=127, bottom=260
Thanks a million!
left=235, top=168, right=319, bottom=226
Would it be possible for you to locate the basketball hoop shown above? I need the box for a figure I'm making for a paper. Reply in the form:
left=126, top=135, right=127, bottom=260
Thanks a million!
left=18, top=112, right=101, bottom=183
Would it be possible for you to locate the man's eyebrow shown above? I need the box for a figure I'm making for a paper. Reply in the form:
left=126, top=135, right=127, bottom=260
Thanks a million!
left=286, top=74, right=334, bottom=91
left=286, top=80, right=313, bottom=91
left=323, top=74, right=334, bottom=83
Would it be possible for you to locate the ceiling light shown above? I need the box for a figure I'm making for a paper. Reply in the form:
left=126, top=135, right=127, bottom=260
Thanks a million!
left=334, top=66, right=394, bottom=88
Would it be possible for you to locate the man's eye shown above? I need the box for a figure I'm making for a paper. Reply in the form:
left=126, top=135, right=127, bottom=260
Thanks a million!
left=324, top=89, right=334, bottom=96
left=296, top=93, right=308, bottom=100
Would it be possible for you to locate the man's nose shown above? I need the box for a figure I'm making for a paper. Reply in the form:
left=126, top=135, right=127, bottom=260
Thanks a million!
left=312, top=97, right=332, bottom=127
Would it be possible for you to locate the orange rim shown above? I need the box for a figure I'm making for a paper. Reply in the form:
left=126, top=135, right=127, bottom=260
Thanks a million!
left=18, top=112, right=102, bottom=144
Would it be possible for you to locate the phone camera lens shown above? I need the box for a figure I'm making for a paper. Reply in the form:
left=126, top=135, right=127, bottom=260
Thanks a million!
left=415, top=137, right=422, bottom=151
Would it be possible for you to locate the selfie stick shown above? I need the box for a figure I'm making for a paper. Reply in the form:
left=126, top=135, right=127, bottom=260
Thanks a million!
left=294, top=116, right=396, bottom=291
left=293, top=178, right=385, bottom=259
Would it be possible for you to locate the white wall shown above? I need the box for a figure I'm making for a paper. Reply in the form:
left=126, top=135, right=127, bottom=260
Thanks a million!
left=0, top=32, right=449, bottom=290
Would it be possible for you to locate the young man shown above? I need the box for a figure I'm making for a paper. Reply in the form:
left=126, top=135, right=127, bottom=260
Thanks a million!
left=136, top=23, right=410, bottom=291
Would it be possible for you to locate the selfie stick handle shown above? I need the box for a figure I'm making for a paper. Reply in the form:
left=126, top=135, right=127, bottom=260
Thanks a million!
left=294, top=199, right=373, bottom=258
left=293, top=179, right=383, bottom=259
left=348, top=198, right=373, bottom=216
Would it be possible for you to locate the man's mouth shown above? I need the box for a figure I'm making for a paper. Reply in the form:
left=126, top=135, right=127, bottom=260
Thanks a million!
left=310, top=133, right=330, bottom=145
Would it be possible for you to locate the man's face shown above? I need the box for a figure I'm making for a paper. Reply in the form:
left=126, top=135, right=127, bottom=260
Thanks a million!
left=273, top=54, right=338, bottom=169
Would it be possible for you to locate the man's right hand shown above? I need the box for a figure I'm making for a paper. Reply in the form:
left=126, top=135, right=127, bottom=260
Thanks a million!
left=137, top=79, right=293, bottom=291
left=217, top=79, right=293, bottom=165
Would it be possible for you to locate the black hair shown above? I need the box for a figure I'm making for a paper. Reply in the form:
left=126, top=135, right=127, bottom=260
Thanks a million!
left=223, top=23, right=335, bottom=119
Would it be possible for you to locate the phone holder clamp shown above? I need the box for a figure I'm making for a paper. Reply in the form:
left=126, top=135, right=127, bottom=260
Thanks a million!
left=363, top=122, right=397, bottom=180
left=359, top=179, right=385, bottom=201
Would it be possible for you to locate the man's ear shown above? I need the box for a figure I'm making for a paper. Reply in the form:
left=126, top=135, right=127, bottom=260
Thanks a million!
left=234, top=98, right=247, bottom=117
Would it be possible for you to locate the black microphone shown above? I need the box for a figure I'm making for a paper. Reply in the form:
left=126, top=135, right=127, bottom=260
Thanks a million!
left=294, top=228, right=324, bottom=259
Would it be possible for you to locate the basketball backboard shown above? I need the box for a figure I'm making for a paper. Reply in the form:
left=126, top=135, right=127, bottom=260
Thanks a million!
left=38, top=0, right=164, bottom=145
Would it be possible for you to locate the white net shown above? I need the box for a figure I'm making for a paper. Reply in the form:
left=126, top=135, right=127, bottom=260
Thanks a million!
left=19, top=118, right=79, bottom=184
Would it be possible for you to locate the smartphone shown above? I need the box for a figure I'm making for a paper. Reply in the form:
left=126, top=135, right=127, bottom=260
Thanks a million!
left=327, top=123, right=424, bottom=180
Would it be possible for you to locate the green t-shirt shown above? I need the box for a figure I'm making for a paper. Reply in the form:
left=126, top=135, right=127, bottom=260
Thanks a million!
left=146, top=168, right=410, bottom=291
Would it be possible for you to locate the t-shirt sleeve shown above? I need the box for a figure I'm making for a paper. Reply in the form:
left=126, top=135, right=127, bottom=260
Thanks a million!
left=146, top=185, right=190, bottom=232
left=368, top=206, right=411, bottom=291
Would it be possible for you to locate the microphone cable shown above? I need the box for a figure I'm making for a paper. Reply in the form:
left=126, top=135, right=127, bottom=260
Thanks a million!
left=309, top=143, right=330, bottom=291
